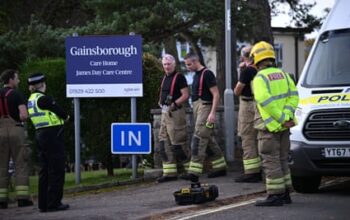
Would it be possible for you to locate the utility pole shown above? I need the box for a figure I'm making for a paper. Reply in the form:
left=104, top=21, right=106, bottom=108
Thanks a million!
left=224, top=0, right=235, bottom=163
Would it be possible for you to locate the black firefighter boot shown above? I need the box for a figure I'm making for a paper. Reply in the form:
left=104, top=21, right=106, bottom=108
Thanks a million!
left=234, top=172, right=262, bottom=183
left=281, top=189, right=292, bottom=204
left=207, top=169, right=227, bottom=178
left=0, top=201, right=8, bottom=209
left=156, top=176, right=178, bottom=183
left=179, top=173, right=199, bottom=182
left=255, top=194, right=284, bottom=206
left=18, top=199, right=34, bottom=207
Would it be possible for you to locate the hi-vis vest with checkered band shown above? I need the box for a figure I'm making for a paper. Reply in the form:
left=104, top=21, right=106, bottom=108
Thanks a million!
left=252, top=67, right=299, bottom=132
left=28, top=93, right=63, bottom=129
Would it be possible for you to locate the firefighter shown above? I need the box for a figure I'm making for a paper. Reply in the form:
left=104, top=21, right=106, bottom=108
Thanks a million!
left=180, top=52, right=227, bottom=182
left=27, top=72, right=70, bottom=212
left=233, top=46, right=262, bottom=183
left=0, top=69, right=33, bottom=209
left=250, top=41, right=299, bottom=206
left=156, top=54, right=190, bottom=183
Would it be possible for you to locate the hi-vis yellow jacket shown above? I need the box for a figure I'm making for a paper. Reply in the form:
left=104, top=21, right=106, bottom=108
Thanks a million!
left=28, top=93, right=64, bottom=129
left=253, top=67, right=299, bottom=132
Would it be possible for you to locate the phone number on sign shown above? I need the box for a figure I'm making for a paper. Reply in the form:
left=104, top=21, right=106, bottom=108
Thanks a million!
left=69, top=88, right=105, bottom=94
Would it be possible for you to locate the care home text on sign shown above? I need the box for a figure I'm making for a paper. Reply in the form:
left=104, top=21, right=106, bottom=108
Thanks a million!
left=65, top=35, right=143, bottom=97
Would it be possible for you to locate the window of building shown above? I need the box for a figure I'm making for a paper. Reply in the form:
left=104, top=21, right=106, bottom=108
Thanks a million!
left=274, top=43, right=283, bottom=68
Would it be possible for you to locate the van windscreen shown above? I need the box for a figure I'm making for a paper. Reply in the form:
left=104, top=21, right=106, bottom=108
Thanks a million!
left=303, top=29, right=350, bottom=87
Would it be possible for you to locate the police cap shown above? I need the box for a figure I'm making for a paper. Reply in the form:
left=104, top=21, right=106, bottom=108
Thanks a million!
left=27, top=72, right=46, bottom=85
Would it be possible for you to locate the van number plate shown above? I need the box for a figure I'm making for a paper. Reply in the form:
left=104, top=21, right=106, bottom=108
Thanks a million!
left=324, top=148, right=350, bottom=158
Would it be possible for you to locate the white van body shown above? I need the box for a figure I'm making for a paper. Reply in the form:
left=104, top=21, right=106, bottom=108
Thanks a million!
left=289, top=0, right=350, bottom=193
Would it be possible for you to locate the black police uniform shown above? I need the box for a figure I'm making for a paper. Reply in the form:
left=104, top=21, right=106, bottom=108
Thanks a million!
left=27, top=73, right=69, bottom=212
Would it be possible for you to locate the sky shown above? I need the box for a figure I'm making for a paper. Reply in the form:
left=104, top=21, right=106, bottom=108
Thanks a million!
left=271, top=0, right=335, bottom=38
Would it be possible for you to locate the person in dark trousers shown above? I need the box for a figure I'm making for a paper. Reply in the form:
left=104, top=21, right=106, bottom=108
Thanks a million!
left=180, top=52, right=227, bottom=182
left=0, top=69, right=33, bottom=209
left=233, top=46, right=262, bottom=183
left=156, top=54, right=190, bottom=183
left=27, top=72, right=70, bottom=212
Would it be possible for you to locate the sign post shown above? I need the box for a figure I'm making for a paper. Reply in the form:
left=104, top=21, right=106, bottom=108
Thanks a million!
left=224, top=0, right=235, bottom=162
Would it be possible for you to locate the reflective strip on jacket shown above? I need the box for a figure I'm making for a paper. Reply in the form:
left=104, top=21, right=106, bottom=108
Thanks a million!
left=28, top=93, right=64, bottom=129
left=252, top=67, right=299, bottom=132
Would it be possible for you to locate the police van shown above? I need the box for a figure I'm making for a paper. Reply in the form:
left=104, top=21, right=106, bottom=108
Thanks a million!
left=289, top=0, right=350, bottom=193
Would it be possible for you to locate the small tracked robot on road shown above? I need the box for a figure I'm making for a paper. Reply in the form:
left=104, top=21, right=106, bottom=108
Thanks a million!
left=173, top=182, right=219, bottom=205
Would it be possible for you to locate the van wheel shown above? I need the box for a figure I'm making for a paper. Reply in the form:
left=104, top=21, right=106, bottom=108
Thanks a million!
left=292, top=176, right=321, bottom=193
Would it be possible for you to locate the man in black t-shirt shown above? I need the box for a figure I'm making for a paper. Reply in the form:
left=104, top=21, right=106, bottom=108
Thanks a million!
left=0, top=69, right=33, bottom=209
left=233, top=45, right=262, bottom=183
left=180, top=52, right=227, bottom=183
left=156, top=54, right=190, bottom=183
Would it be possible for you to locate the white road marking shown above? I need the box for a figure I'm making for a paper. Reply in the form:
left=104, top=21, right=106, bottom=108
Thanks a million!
left=168, top=197, right=263, bottom=220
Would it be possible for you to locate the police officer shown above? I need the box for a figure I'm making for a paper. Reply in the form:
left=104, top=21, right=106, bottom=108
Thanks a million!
left=157, top=54, right=190, bottom=183
left=180, top=52, right=227, bottom=182
left=0, top=69, right=33, bottom=209
left=233, top=46, right=262, bottom=183
left=250, top=41, right=299, bottom=206
left=27, top=72, right=70, bottom=212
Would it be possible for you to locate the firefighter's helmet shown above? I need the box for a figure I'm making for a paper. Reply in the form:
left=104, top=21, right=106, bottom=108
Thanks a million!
left=250, top=41, right=275, bottom=65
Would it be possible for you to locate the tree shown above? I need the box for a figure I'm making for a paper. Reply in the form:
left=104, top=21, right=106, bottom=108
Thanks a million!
left=0, top=0, right=94, bottom=33
left=270, top=0, right=323, bottom=30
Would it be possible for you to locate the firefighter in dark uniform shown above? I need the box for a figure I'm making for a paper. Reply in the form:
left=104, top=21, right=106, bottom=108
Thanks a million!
left=180, top=52, right=227, bottom=182
left=157, top=54, right=190, bottom=183
left=0, top=69, right=33, bottom=209
left=233, top=46, right=262, bottom=183
left=27, top=72, right=70, bottom=212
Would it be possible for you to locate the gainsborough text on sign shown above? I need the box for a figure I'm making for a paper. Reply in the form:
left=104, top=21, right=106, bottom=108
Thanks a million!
left=65, top=35, right=143, bottom=97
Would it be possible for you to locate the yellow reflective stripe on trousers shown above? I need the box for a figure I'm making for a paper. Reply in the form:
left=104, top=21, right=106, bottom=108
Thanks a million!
left=188, top=161, right=203, bottom=174
left=284, top=173, right=292, bottom=185
left=15, top=185, right=29, bottom=196
left=183, top=162, right=190, bottom=171
left=163, top=163, right=177, bottom=174
left=212, top=157, right=226, bottom=169
left=266, top=177, right=285, bottom=190
left=243, top=157, right=261, bottom=170
left=0, top=188, right=8, bottom=199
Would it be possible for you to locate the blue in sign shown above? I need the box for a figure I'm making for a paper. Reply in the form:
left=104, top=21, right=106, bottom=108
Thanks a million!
left=111, top=123, right=151, bottom=154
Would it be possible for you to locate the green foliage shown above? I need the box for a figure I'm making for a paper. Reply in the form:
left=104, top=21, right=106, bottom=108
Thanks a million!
left=270, top=0, right=323, bottom=30
left=0, top=19, right=67, bottom=70
left=8, top=168, right=143, bottom=197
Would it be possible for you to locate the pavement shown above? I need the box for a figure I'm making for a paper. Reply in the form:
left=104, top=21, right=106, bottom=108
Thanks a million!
left=0, top=167, right=266, bottom=220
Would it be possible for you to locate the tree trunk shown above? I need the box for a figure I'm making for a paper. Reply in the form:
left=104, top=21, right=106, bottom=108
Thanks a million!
left=106, top=152, right=114, bottom=176
left=215, top=24, right=225, bottom=105
left=231, top=0, right=238, bottom=104
left=179, top=32, right=205, bottom=66
left=247, top=0, right=273, bottom=44
left=163, top=35, right=180, bottom=70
